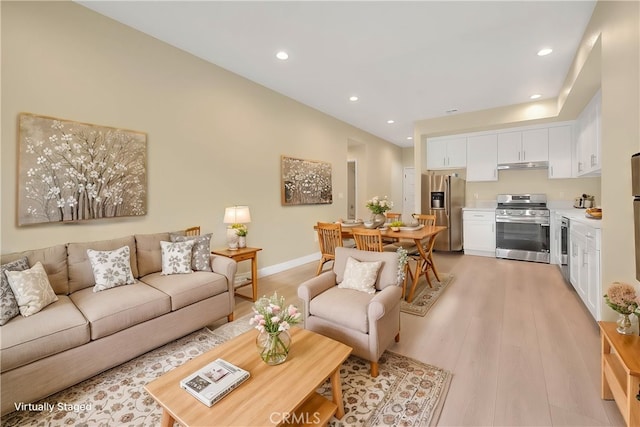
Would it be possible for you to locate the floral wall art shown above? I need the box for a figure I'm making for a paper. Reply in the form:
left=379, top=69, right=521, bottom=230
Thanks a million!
left=281, top=155, right=332, bottom=206
left=17, top=113, right=147, bottom=226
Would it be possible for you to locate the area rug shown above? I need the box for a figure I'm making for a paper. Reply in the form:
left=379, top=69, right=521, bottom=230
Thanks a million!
left=401, top=273, right=454, bottom=317
left=2, top=319, right=451, bottom=427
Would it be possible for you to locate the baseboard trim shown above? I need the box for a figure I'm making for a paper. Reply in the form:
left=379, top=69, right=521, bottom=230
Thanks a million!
left=258, top=252, right=320, bottom=278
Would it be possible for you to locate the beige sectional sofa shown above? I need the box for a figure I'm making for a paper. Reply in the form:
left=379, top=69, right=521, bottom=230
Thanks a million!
left=0, top=231, right=237, bottom=416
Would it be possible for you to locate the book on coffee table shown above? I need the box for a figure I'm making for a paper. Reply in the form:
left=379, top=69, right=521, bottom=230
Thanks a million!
left=180, top=358, right=250, bottom=407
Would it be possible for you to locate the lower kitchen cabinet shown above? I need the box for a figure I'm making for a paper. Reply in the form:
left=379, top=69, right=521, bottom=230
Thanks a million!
left=463, top=210, right=495, bottom=257
left=569, top=221, right=601, bottom=320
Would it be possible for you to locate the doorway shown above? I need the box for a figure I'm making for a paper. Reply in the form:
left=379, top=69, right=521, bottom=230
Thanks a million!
left=347, top=160, right=357, bottom=219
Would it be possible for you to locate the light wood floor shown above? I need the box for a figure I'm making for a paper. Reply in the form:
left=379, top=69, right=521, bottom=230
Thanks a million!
left=212, top=253, right=626, bottom=427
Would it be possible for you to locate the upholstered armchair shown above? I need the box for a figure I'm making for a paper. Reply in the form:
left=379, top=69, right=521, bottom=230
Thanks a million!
left=297, top=247, right=401, bottom=377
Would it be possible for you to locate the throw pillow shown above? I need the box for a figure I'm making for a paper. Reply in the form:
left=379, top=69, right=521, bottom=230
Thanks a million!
left=160, top=240, right=195, bottom=275
left=5, top=261, right=58, bottom=316
left=338, top=256, right=382, bottom=294
left=87, top=246, right=136, bottom=292
left=0, top=257, right=30, bottom=325
left=170, top=233, right=213, bottom=272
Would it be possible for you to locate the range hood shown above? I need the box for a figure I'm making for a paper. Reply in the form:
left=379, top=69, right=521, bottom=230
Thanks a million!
left=497, top=161, right=549, bottom=170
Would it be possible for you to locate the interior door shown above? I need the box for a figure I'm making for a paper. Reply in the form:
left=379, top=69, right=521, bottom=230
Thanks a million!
left=402, top=167, right=415, bottom=220
left=347, top=161, right=356, bottom=219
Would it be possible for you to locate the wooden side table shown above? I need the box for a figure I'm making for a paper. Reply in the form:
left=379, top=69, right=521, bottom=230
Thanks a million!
left=211, top=247, right=262, bottom=302
left=598, top=321, right=640, bottom=427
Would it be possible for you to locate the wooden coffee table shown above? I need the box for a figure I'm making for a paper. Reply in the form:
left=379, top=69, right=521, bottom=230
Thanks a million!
left=145, top=328, right=352, bottom=427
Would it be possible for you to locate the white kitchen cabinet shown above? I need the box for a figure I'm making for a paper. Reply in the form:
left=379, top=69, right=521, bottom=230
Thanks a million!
left=497, top=129, right=548, bottom=164
left=569, top=221, right=601, bottom=320
left=426, top=137, right=466, bottom=170
left=548, top=126, right=573, bottom=179
left=575, top=90, right=601, bottom=176
left=463, top=210, right=495, bottom=257
left=466, top=134, right=497, bottom=182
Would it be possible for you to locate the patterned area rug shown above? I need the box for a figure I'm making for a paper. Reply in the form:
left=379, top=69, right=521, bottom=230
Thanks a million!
left=401, top=273, right=454, bottom=317
left=2, top=318, right=451, bottom=427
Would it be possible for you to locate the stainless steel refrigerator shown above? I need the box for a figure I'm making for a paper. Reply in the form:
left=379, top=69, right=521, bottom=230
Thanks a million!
left=421, top=174, right=465, bottom=251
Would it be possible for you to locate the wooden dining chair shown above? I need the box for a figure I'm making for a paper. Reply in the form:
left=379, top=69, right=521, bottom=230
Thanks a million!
left=403, top=214, right=440, bottom=301
left=316, top=222, right=344, bottom=275
left=352, top=228, right=386, bottom=252
left=385, top=212, right=402, bottom=223
left=185, top=226, right=201, bottom=236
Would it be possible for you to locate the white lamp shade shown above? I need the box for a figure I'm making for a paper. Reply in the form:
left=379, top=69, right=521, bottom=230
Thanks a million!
left=223, top=206, right=251, bottom=224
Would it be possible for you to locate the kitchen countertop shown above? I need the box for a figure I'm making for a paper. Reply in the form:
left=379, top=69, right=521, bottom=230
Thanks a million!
left=462, top=207, right=495, bottom=212
left=552, top=208, right=603, bottom=229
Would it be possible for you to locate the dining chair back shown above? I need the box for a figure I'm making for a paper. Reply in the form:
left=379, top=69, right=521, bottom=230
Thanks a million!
left=185, top=226, right=201, bottom=236
left=385, top=212, right=402, bottom=223
left=352, top=228, right=385, bottom=252
left=412, top=214, right=436, bottom=226
left=315, top=222, right=343, bottom=275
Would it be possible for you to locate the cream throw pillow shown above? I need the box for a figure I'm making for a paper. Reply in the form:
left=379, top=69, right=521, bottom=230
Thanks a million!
left=5, top=261, right=58, bottom=316
left=338, top=256, right=382, bottom=294
left=87, top=246, right=136, bottom=292
left=160, top=240, right=195, bottom=275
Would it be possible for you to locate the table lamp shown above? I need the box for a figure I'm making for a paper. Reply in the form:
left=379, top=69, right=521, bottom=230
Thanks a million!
left=223, top=206, right=251, bottom=250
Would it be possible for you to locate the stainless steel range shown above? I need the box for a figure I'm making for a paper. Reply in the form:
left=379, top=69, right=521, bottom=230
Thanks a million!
left=495, top=194, right=550, bottom=263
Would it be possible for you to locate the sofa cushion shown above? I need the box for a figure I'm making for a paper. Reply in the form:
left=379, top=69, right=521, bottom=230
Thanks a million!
left=141, top=271, right=229, bottom=311
left=309, top=286, right=373, bottom=334
left=0, top=257, right=30, bottom=325
left=135, top=232, right=170, bottom=277
left=87, top=246, right=136, bottom=292
left=70, top=282, right=170, bottom=340
left=68, top=236, right=138, bottom=293
left=160, top=240, right=195, bottom=275
left=170, top=233, right=213, bottom=272
left=0, top=244, right=69, bottom=295
left=0, top=295, right=90, bottom=372
left=6, top=262, right=59, bottom=316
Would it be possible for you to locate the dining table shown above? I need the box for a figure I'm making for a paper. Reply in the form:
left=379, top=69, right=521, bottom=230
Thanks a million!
left=326, top=223, right=447, bottom=303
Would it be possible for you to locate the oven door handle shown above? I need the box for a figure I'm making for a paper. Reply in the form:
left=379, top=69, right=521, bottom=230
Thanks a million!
left=496, top=217, right=550, bottom=225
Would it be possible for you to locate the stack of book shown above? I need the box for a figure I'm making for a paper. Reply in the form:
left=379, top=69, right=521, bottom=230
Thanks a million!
left=180, top=358, right=250, bottom=407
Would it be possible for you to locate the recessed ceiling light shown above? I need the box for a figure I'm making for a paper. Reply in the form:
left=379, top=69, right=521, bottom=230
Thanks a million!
left=537, top=48, right=553, bottom=56
left=386, top=120, right=395, bottom=124
left=349, top=95, right=359, bottom=102
left=445, top=109, right=458, bottom=114
left=406, top=136, right=413, bottom=140
left=276, top=51, right=289, bottom=60
left=530, top=94, right=542, bottom=99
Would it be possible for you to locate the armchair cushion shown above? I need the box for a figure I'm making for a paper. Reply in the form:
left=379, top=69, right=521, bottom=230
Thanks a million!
left=334, top=247, right=398, bottom=291
left=309, top=287, right=374, bottom=334
left=337, top=257, right=381, bottom=294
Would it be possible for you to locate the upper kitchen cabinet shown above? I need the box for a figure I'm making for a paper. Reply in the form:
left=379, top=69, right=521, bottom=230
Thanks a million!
left=575, top=90, right=601, bottom=177
left=466, top=134, right=498, bottom=181
left=497, top=129, right=548, bottom=164
left=548, top=125, right=573, bottom=179
left=426, top=137, right=467, bottom=170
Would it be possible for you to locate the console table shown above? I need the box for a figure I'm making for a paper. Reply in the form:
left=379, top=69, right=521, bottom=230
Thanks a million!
left=599, top=321, right=640, bottom=427
left=212, top=247, right=262, bottom=302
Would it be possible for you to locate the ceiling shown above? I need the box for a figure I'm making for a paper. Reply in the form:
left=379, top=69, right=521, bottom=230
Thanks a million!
left=77, top=1, right=596, bottom=148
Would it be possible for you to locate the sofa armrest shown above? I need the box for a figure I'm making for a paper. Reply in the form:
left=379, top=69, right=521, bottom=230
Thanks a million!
left=297, top=271, right=337, bottom=320
left=368, top=285, right=402, bottom=321
left=210, top=255, right=237, bottom=293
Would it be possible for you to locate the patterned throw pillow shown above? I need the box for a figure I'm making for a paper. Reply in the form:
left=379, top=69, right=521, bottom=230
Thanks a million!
left=87, top=246, right=136, bottom=292
left=338, top=257, right=382, bottom=294
left=160, top=240, right=195, bottom=275
left=0, top=257, right=30, bottom=325
left=5, top=261, right=58, bottom=316
left=170, top=233, right=213, bottom=272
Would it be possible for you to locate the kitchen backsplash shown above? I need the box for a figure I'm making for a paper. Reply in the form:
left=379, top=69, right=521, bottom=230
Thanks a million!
left=463, top=169, right=601, bottom=208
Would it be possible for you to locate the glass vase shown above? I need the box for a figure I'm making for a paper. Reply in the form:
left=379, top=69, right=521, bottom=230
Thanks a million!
left=616, top=313, right=633, bottom=335
left=256, top=330, right=291, bottom=365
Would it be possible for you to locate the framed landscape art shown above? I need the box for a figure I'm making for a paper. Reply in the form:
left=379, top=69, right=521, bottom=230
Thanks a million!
left=281, top=155, right=332, bottom=206
left=17, top=113, right=147, bottom=226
